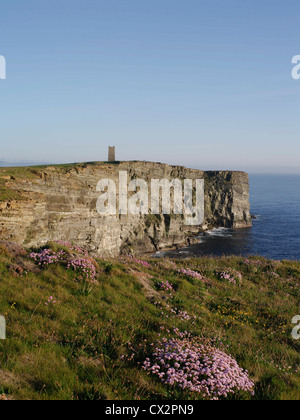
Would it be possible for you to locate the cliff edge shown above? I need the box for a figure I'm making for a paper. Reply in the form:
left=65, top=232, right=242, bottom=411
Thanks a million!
left=0, top=162, right=252, bottom=256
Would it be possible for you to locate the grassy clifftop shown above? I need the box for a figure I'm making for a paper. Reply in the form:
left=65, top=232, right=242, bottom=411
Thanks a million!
left=0, top=241, right=299, bottom=400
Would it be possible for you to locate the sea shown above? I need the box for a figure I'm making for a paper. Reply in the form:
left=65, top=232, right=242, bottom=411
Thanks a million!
left=161, top=174, right=300, bottom=261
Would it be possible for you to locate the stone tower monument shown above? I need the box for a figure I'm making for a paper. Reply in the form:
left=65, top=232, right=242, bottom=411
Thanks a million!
left=108, top=146, right=116, bottom=162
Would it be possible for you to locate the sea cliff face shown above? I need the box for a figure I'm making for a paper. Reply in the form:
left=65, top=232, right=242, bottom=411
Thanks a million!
left=0, top=162, right=251, bottom=256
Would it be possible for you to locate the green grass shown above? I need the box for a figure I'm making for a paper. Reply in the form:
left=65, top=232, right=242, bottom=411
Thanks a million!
left=0, top=242, right=299, bottom=400
left=0, top=161, right=120, bottom=180
left=0, top=179, right=24, bottom=202
left=0, top=162, right=113, bottom=202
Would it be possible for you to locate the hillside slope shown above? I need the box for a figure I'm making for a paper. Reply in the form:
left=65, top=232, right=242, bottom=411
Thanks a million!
left=0, top=241, right=299, bottom=400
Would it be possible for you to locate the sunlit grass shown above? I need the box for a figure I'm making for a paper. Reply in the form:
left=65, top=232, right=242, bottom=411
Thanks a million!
left=0, top=242, right=299, bottom=400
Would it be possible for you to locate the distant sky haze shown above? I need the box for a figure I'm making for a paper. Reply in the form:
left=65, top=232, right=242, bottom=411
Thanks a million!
left=0, top=0, right=299, bottom=173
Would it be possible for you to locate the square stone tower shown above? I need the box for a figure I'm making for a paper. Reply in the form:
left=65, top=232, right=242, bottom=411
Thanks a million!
left=108, top=146, right=116, bottom=162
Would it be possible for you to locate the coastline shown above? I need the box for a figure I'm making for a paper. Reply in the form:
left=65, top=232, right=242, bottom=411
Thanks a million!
left=0, top=162, right=252, bottom=257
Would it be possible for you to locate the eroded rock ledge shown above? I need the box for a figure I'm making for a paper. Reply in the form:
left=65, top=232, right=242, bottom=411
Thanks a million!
left=0, top=162, right=251, bottom=256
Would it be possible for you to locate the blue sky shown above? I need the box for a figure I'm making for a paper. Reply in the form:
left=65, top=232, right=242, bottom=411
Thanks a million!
left=0, top=0, right=299, bottom=173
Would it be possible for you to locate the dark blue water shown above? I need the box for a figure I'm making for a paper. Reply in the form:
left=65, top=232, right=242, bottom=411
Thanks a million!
left=163, top=175, right=300, bottom=261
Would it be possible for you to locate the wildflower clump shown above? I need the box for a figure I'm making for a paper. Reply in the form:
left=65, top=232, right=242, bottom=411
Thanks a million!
left=269, top=271, right=280, bottom=278
left=156, top=280, right=175, bottom=293
left=30, top=243, right=97, bottom=283
left=45, top=296, right=58, bottom=306
left=55, top=241, right=88, bottom=257
left=217, top=269, right=242, bottom=286
left=143, top=337, right=255, bottom=400
left=30, top=249, right=66, bottom=267
left=178, top=268, right=204, bottom=281
left=243, top=258, right=267, bottom=274
left=67, top=258, right=96, bottom=282
left=131, top=257, right=152, bottom=268
left=170, top=308, right=194, bottom=322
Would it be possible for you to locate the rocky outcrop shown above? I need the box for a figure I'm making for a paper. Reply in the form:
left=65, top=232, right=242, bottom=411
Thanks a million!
left=0, top=162, right=251, bottom=256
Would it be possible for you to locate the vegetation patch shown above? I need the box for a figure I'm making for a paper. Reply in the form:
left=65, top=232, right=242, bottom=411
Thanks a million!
left=0, top=244, right=299, bottom=400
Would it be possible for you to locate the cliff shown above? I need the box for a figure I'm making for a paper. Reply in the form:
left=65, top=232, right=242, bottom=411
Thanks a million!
left=0, top=162, right=252, bottom=256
